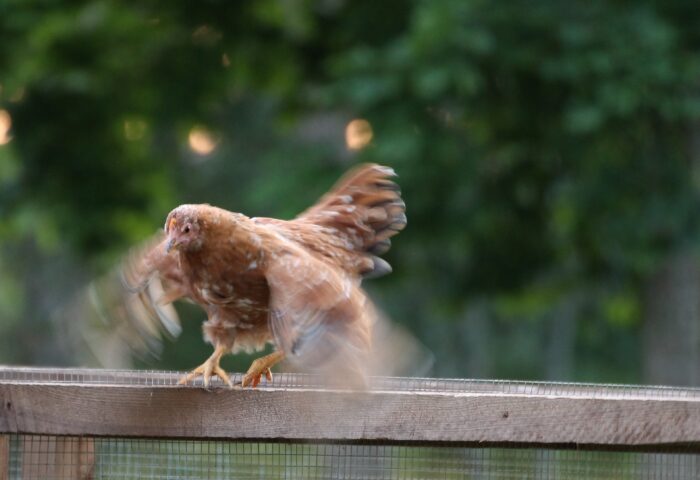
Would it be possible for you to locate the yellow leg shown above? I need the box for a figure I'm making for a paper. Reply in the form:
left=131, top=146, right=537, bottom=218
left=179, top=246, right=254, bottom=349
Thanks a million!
left=178, top=344, right=232, bottom=388
left=240, top=351, right=285, bottom=388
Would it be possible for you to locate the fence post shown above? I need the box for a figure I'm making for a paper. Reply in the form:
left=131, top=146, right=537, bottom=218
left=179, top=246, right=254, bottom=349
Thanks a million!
left=19, top=436, right=94, bottom=480
left=0, top=435, right=8, bottom=480
left=78, top=438, right=95, bottom=480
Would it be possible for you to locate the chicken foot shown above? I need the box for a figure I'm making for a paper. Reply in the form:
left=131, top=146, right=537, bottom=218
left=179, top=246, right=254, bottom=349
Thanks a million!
left=240, top=351, right=285, bottom=388
left=178, top=344, right=232, bottom=388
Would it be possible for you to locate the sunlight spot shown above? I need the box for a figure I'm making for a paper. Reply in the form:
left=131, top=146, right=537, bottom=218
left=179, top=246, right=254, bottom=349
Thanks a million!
left=124, top=120, right=147, bottom=141
left=222, top=53, right=231, bottom=68
left=345, top=119, right=373, bottom=150
left=0, top=110, right=12, bottom=145
left=188, top=126, right=218, bottom=156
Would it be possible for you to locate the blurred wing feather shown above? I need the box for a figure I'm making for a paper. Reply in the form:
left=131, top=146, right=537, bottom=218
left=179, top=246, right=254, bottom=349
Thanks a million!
left=119, top=232, right=186, bottom=339
left=64, top=233, right=187, bottom=366
left=264, top=247, right=373, bottom=382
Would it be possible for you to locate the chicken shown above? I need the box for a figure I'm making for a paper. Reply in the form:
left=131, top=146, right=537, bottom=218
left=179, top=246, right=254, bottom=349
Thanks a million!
left=120, top=163, right=407, bottom=388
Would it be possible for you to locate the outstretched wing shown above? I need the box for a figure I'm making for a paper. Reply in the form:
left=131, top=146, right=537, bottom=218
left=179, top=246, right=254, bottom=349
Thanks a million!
left=119, top=232, right=188, bottom=339
left=256, top=164, right=406, bottom=279
left=61, top=233, right=188, bottom=366
left=264, top=245, right=374, bottom=386
left=296, top=163, right=406, bottom=255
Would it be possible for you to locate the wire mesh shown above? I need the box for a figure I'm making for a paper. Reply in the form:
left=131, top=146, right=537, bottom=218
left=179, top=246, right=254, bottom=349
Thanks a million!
left=2, top=366, right=699, bottom=400
left=3, top=434, right=699, bottom=479
left=3, top=368, right=700, bottom=478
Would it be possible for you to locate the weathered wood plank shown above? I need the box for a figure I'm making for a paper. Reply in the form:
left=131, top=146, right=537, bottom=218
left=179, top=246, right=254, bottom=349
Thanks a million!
left=1, top=381, right=700, bottom=450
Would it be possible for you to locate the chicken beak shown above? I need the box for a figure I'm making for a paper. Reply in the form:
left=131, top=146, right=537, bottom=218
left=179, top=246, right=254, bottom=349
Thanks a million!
left=165, top=237, right=177, bottom=253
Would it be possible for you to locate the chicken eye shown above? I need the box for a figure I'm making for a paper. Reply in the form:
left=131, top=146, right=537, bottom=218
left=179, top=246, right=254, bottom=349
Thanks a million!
left=184, top=226, right=191, bottom=234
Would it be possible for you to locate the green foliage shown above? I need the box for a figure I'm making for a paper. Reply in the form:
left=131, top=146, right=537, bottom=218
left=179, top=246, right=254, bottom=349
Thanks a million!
left=2, top=0, right=700, bottom=381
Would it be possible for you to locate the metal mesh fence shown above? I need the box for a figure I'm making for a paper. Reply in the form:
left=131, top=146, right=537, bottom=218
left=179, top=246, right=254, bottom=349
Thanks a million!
left=3, top=368, right=700, bottom=478
left=3, top=366, right=700, bottom=399
left=2, top=434, right=699, bottom=479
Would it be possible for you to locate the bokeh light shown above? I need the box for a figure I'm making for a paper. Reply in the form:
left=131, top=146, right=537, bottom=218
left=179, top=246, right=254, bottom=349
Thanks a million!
left=345, top=119, right=373, bottom=150
left=0, top=109, right=12, bottom=145
left=188, top=126, right=218, bottom=156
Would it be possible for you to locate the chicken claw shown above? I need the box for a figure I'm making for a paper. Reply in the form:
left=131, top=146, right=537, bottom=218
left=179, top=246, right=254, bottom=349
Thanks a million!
left=240, top=351, right=284, bottom=388
left=179, top=344, right=232, bottom=388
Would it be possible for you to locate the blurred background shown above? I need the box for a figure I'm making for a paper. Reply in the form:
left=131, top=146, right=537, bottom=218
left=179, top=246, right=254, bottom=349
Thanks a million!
left=1, top=0, right=700, bottom=387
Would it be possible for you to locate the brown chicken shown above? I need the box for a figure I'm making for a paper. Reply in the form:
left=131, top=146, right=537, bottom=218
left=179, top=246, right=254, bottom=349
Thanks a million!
left=120, top=164, right=406, bottom=388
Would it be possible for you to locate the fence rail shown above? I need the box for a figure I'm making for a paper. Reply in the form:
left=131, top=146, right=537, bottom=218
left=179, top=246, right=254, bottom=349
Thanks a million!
left=1, top=366, right=700, bottom=451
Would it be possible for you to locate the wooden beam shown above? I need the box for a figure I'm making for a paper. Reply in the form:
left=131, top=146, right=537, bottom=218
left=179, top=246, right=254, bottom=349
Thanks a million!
left=1, top=372, right=700, bottom=451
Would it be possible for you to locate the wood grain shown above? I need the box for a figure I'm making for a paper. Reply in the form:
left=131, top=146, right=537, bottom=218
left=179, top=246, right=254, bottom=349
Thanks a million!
left=1, top=380, right=700, bottom=451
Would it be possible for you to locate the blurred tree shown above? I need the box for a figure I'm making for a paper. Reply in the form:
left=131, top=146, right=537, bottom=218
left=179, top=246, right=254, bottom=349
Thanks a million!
left=325, top=0, right=700, bottom=384
left=1, top=0, right=700, bottom=384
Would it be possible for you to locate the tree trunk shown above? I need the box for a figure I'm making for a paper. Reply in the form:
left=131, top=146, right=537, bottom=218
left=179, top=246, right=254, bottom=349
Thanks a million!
left=545, top=293, right=579, bottom=381
left=457, top=300, right=493, bottom=379
left=643, top=252, right=700, bottom=386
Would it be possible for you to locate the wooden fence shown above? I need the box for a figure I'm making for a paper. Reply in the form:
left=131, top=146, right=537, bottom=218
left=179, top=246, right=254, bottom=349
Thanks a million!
left=1, top=366, right=700, bottom=478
